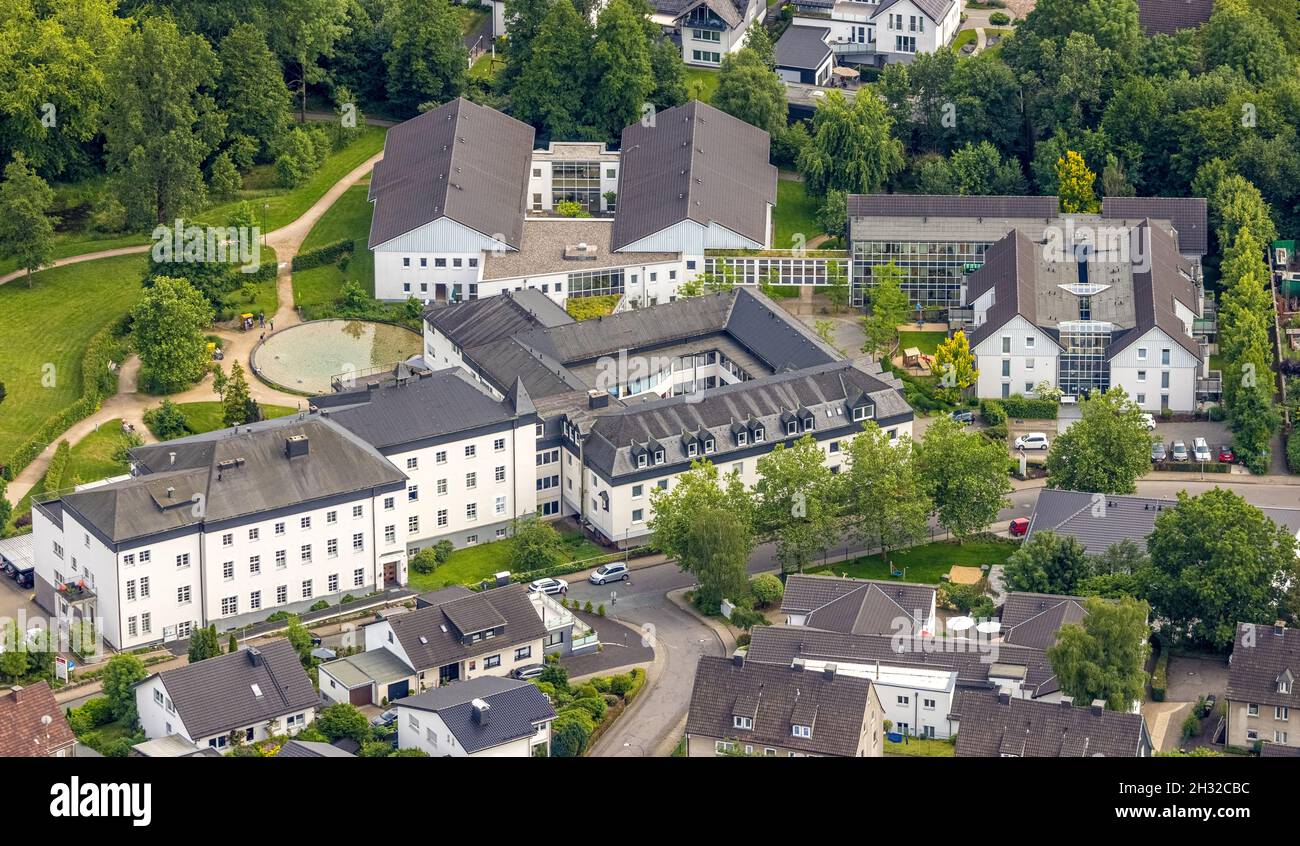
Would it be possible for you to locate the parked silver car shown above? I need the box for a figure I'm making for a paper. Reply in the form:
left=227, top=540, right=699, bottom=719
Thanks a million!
left=1170, top=440, right=1189, bottom=461
left=1192, top=437, right=1212, bottom=462
left=589, top=563, right=629, bottom=585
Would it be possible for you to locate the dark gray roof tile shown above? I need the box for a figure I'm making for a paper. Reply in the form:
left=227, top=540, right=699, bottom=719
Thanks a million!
left=398, top=676, right=555, bottom=753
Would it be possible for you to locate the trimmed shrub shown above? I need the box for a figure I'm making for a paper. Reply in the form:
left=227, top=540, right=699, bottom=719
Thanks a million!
left=1150, top=642, right=1169, bottom=702
left=750, top=573, right=785, bottom=608
left=1000, top=394, right=1058, bottom=419
left=979, top=399, right=1007, bottom=425
left=291, top=239, right=355, bottom=272
left=1287, top=431, right=1300, bottom=473
left=989, top=11, right=1010, bottom=24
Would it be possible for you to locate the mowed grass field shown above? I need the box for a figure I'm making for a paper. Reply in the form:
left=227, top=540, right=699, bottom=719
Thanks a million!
left=198, top=125, right=386, bottom=232
left=294, top=182, right=376, bottom=310
left=773, top=178, right=820, bottom=251
left=0, top=253, right=148, bottom=463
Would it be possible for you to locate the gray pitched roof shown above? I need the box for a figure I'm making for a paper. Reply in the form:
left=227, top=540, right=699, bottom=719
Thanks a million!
left=1027, top=489, right=1300, bottom=556
left=782, top=574, right=935, bottom=635
left=776, top=25, right=833, bottom=71
left=1000, top=592, right=1090, bottom=651
left=966, top=229, right=1043, bottom=349
left=953, top=689, right=1149, bottom=757
left=582, top=358, right=909, bottom=480
left=687, top=656, right=876, bottom=756
left=652, top=0, right=748, bottom=27
left=311, top=368, right=525, bottom=450
left=612, top=101, right=776, bottom=250
left=1103, top=196, right=1208, bottom=256
left=60, top=417, right=407, bottom=544
left=147, top=640, right=318, bottom=740
left=871, top=0, right=955, bottom=22
left=397, top=676, right=555, bottom=753
left=1136, top=0, right=1214, bottom=36
left=368, top=98, right=534, bottom=249
left=1105, top=220, right=1203, bottom=359
left=275, top=739, right=357, bottom=757
left=1228, top=622, right=1300, bottom=711
left=382, top=584, right=547, bottom=672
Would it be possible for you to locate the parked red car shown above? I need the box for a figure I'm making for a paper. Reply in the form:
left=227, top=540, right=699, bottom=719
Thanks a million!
left=1009, top=517, right=1030, bottom=537
left=1218, top=445, right=1235, bottom=463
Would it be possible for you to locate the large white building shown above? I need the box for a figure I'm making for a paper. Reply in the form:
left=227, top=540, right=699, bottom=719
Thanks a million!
left=366, top=98, right=776, bottom=307
left=421, top=287, right=914, bottom=546
left=31, top=290, right=912, bottom=647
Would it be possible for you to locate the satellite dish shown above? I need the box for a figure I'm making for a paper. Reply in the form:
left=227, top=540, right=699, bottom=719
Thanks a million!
left=976, top=621, right=1003, bottom=635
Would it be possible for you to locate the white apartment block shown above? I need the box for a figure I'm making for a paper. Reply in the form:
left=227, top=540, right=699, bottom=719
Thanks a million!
left=367, top=98, right=775, bottom=307
left=649, top=0, right=769, bottom=67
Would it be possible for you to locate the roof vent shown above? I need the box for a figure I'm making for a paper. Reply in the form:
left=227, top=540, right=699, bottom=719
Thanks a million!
left=168, top=451, right=176, bottom=466
left=285, top=435, right=309, bottom=459
left=471, top=698, right=491, bottom=726
left=248, top=648, right=263, bottom=667
left=564, top=242, right=598, bottom=260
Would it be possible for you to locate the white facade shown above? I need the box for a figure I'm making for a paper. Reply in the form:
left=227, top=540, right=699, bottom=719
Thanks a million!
left=792, top=0, right=961, bottom=65
left=396, top=704, right=552, bottom=757
left=972, top=316, right=1063, bottom=401
left=135, top=674, right=315, bottom=749
left=364, top=618, right=545, bottom=692
left=796, top=658, right=957, bottom=739
left=33, top=486, right=401, bottom=651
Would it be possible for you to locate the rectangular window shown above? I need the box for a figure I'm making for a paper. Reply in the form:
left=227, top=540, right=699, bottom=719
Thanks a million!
left=277, top=585, right=287, bottom=605
left=485, top=655, right=501, bottom=669
left=250, top=590, right=261, bottom=611
left=176, top=553, right=191, bottom=569
left=275, top=521, right=285, bottom=536
left=352, top=533, right=364, bottom=551
left=328, top=574, right=339, bottom=593
left=300, top=516, right=311, bottom=530
left=467, top=503, right=478, bottom=521
left=354, top=568, right=365, bottom=587
left=385, top=525, right=396, bottom=544
left=437, top=509, right=448, bottom=527
left=465, top=445, right=476, bottom=458
left=495, top=465, right=506, bottom=482
left=437, top=478, right=448, bottom=495
left=301, top=544, right=312, bottom=563
left=466, top=473, right=476, bottom=490
left=408, top=516, right=420, bottom=534
left=494, top=438, right=506, bottom=452
left=222, top=561, right=234, bottom=580
left=249, top=555, right=261, bottom=574
left=326, top=510, right=337, bottom=524
left=327, top=539, right=338, bottom=558
left=301, top=580, right=313, bottom=600
left=177, top=585, right=191, bottom=604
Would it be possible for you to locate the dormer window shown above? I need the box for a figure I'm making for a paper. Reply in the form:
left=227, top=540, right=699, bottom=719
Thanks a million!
left=802, top=418, right=813, bottom=432
left=753, top=428, right=764, bottom=442
left=688, top=443, right=698, bottom=457
left=787, top=421, right=798, bottom=436
left=733, top=715, right=752, bottom=730
left=792, top=724, right=811, bottom=738
left=704, top=438, right=715, bottom=453
left=637, top=454, right=647, bottom=468
left=655, top=450, right=665, bottom=465
left=738, top=432, right=748, bottom=445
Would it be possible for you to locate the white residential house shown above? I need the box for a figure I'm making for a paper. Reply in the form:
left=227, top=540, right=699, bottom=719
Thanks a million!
left=395, top=676, right=555, bottom=757
left=650, top=0, right=769, bottom=67
left=789, top=0, right=962, bottom=66
left=134, top=640, right=318, bottom=750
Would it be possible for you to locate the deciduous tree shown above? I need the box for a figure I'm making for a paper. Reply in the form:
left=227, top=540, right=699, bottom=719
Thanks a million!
left=915, top=416, right=1011, bottom=541
left=0, top=152, right=56, bottom=287
left=754, top=435, right=841, bottom=574
left=841, top=423, right=930, bottom=566
left=1003, top=530, right=1092, bottom=595
left=1045, top=387, right=1152, bottom=494
left=132, top=276, right=215, bottom=394
left=1047, top=595, right=1150, bottom=711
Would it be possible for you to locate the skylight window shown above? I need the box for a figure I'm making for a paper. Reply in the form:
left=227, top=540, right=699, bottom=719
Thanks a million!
left=251, top=683, right=263, bottom=698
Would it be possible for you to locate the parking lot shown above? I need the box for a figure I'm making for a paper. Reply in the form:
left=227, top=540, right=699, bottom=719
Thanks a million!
left=1005, top=416, right=1236, bottom=464
left=0, top=572, right=44, bottom=628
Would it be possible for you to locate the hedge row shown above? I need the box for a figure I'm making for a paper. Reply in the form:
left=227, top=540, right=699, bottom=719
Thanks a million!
left=291, top=239, right=354, bottom=272
left=1151, top=461, right=1230, bottom=473
left=0, top=325, right=126, bottom=482
left=1150, top=639, right=1169, bottom=702
left=980, top=399, right=1007, bottom=425
left=1288, top=431, right=1300, bottom=473
left=43, top=441, right=72, bottom=495
left=999, top=394, right=1059, bottom=419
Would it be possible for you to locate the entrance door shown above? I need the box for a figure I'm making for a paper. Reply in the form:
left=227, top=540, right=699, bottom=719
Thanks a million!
left=435, top=283, right=447, bottom=303
left=383, top=562, right=397, bottom=586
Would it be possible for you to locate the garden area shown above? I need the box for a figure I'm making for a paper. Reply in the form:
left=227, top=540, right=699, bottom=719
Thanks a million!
left=885, top=734, right=957, bottom=757
left=0, top=252, right=145, bottom=476
left=684, top=67, right=719, bottom=103
left=532, top=659, right=647, bottom=756
left=5, top=418, right=138, bottom=532
left=293, top=182, right=376, bottom=311
left=895, top=330, right=947, bottom=356
left=143, top=400, right=298, bottom=441
left=566, top=294, right=621, bottom=320
left=773, top=177, right=821, bottom=250
left=406, top=523, right=608, bottom=592
left=809, top=537, right=1018, bottom=585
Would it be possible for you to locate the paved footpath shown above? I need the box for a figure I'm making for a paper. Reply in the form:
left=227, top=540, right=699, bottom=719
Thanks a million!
left=4, top=150, right=385, bottom=508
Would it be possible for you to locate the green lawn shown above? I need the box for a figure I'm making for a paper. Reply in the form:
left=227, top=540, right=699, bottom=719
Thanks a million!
left=407, top=530, right=607, bottom=591
left=2, top=126, right=386, bottom=277
left=885, top=737, right=956, bottom=757
left=146, top=401, right=298, bottom=440
left=294, top=183, right=376, bottom=312
left=469, top=53, right=504, bottom=83
left=6, top=419, right=137, bottom=532
left=773, top=178, right=821, bottom=252
left=684, top=68, right=720, bottom=103
left=0, top=253, right=147, bottom=463
left=952, top=28, right=978, bottom=53
left=896, top=330, right=948, bottom=356
left=200, top=125, right=386, bottom=232
left=810, top=538, right=1017, bottom=584
left=214, top=245, right=279, bottom=321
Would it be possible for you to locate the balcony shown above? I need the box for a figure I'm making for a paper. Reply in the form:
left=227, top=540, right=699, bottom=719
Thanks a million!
left=830, top=39, right=876, bottom=53
left=57, top=580, right=96, bottom=604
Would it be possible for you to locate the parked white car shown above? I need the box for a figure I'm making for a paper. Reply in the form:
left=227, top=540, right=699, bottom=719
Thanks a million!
left=1139, top=413, right=1156, bottom=430
left=1014, top=433, right=1050, bottom=451
left=527, top=577, right=568, bottom=596
left=1192, top=437, right=1212, bottom=462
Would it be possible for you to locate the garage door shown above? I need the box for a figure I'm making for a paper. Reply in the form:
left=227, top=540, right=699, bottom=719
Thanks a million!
left=349, top=685, right=370, bottom=706
left=387, top=680, right=409, bottom=702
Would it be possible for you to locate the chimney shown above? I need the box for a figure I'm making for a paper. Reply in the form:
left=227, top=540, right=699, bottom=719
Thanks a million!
left=471, top=698, right=491, bottom=727
left=285, top=435, right=309, bottom=459
left=367, top=382, right=380, bottom=393
left=997, top=691, right=1010, bottom=705
left=165, top=486, right=174, bottom=499
left=587, top=389, right=610, bottom=410
left=1090, top=699, right=1106, bottom=716
left=822, top=663, right=837, bottom=682
left=732, top=651, right=744, bottom=668
left=248, top=648, right=263, bottom=667
left=1059, top=697, right=1073, bottom=709
left=168, top=451, right=176, bottom=466
left=9, top=685, right=22, bottom=703
left=1275, top=620, right=1288, bottom=636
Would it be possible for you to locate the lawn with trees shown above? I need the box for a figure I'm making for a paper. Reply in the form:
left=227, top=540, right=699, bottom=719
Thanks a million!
left=405, top=523, right=605, bottom=591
